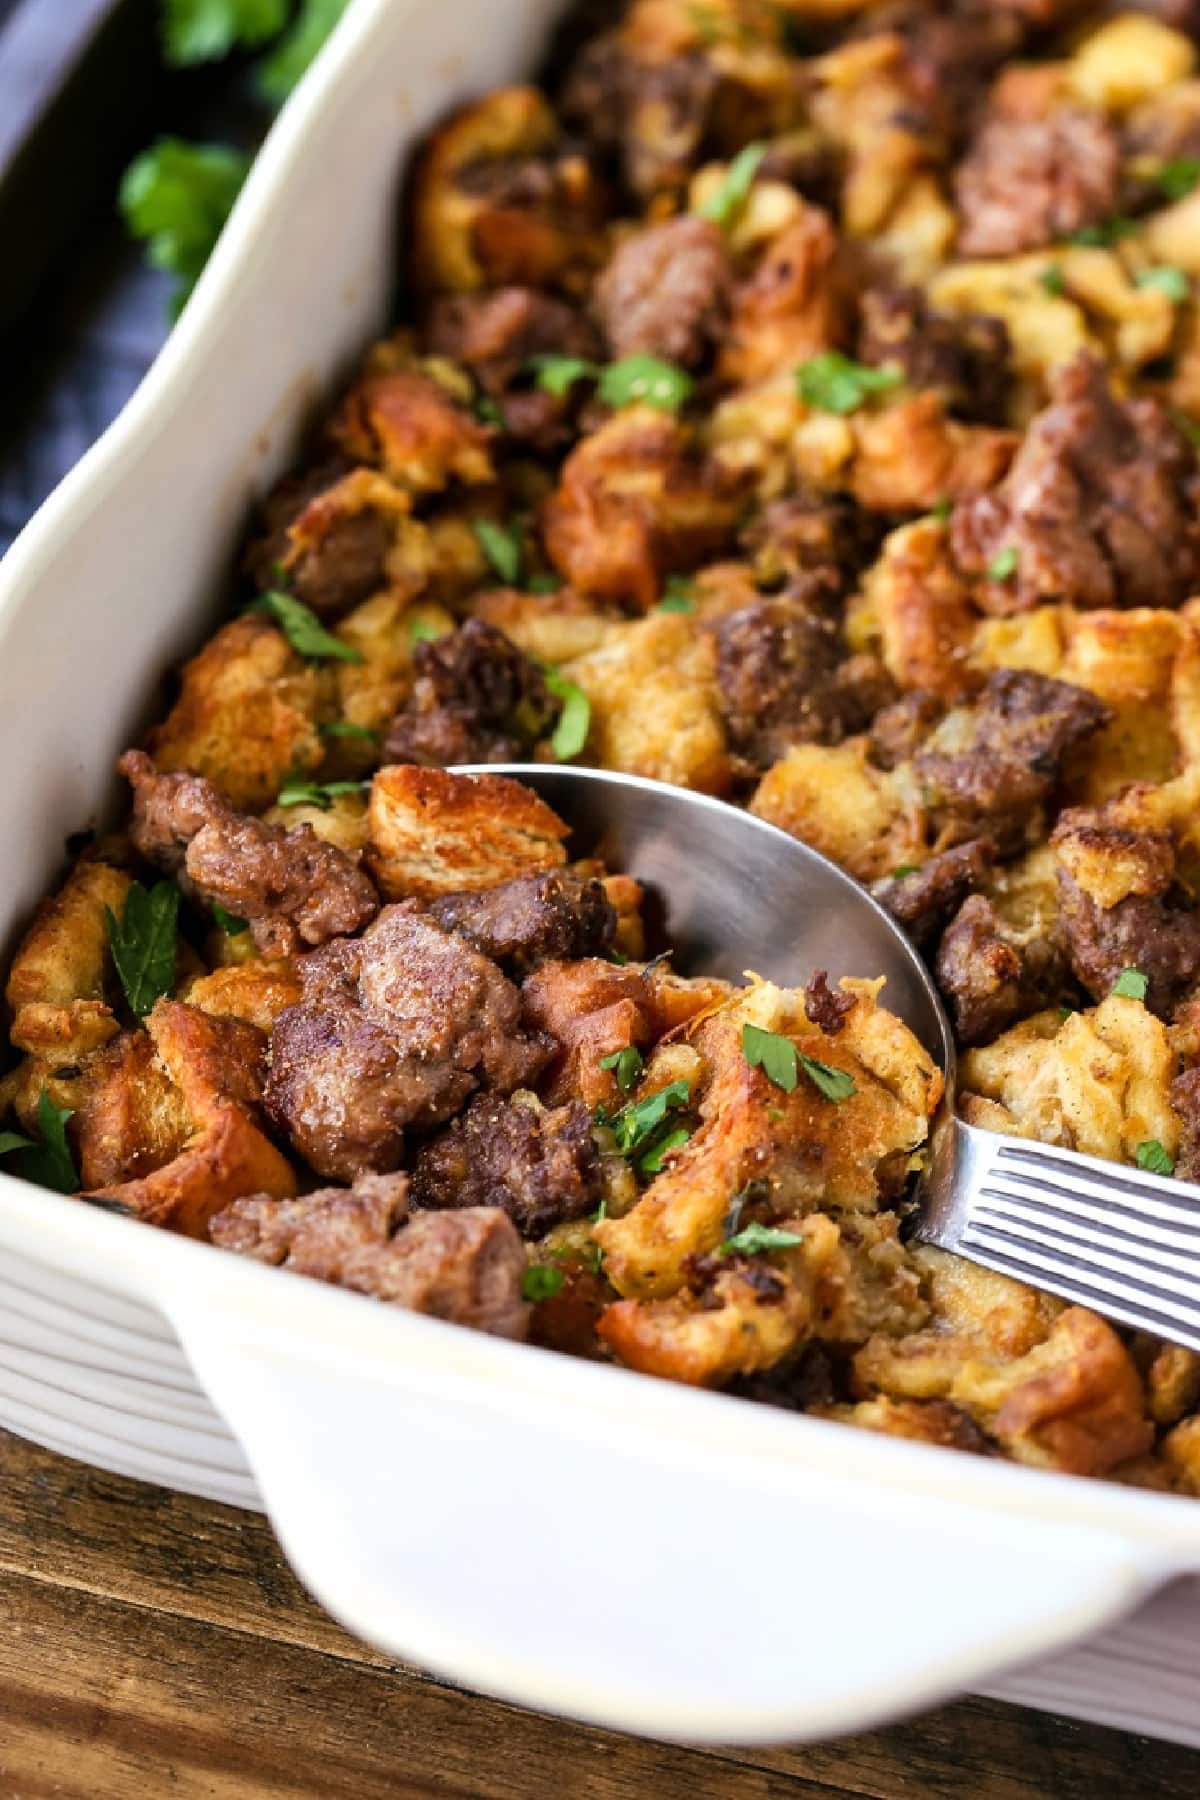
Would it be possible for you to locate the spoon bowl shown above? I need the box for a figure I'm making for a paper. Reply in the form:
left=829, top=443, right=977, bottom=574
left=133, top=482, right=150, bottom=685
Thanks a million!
left=483, top=764, right=1200, bottom=1356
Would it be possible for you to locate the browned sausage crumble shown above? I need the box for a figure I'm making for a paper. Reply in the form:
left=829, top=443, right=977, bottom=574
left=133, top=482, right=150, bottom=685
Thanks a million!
left=10, top=0, right=1200, bottom=1493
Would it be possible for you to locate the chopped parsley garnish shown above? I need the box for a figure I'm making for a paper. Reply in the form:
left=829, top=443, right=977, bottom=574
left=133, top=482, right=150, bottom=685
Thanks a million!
left=930, top=498, right=953, bottom=524
left=527, top=354, right=599, bottom=397
left=986, top=545, right=1019, bottom=583
left=276, top=778, right=368, bottom=810
left=1136, top=1139, right=1175, bottom=1176
left=253, top=589, right=362, bottom=662
left=892, top=863, right=917, bottom=879
left=741, top=1023, right=798, bottom=1093
left=526, top=574, right=560, bottom=594
left=105, top=881, right=180, bottom=1017
left=119, top=137, right=252, bottom=317
left=543, top=669, right=591, bottom=761
left=407, top=616, right=444, bottom=644
left=1068, top=217, right=1138, bottom=248
left=162, top=0, right=288, bottom=65
left=472, top=518, right=523, bottom=586
left=1039, top=264, right=1066, bottom=297
left=1155, top=157, right=1200, bottom=202
left=1136, top=265, right=1190, bottom=302
left=1111, top=967, right=1148, bottom=1002
left=319, top=719, right=381, bottom=744
left=721, top=1222, right=804, bottom=1257
left=657, top=576, right=696, bottom=614
left=598, top=355, right=694, bottom=414
left=475, top=395, right=505, bottom=426
left=599, top=1045, right=644, bottom=1092
left=521, top=1264, right=565, bottom=1302
left=795, top=351, right=902, bottom=416
left=700, top=141, right=768, bottom=229
left=638, top=1125, right=691, bottom=1175
left=211, top=902, right=249, bottom=936
left=798, top=1053, right=857, bottom=1103
left=0, top=1092, right=79, bottom=1194
left=606, top=1079, right=691, bottom=1156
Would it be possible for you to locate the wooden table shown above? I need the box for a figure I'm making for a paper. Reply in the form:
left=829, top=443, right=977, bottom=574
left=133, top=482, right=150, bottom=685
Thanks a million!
left=2, top=1428, right=1197, bottom=1798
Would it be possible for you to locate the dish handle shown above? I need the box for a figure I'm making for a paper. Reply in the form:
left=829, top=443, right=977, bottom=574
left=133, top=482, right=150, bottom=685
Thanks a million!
left=167, top=1295, right=1170, bottom=1746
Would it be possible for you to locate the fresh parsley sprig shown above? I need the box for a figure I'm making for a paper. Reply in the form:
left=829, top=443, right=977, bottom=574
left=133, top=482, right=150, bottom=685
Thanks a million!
left=1111, top=968, right=1148, bottom=1002
left=163, top=0, right=288, bottom=65
left=253, top=589, right=362, bottom=662
left=795, top=352, right=902, bottom=416
left=521, top=1264, right=565, bottom=1301
left=0, top=1092, right=80, bottom=1194
left=105, top=881, right=180, bottom=1018
left=1136, top=1139, right=1174, bottom=1175
left=599, top=1045, right=644, bottom=1093
left=741, top=1023, right=856, bottom=1101
left=119, top=138, right=252, bottom=318
left=721, top=1222, right=804, bottom=1257
left=700, top=142, right=768, bottom=229
left=543, top=669, right=591, bottom=762
left=277, top=778, right=368, bottom=810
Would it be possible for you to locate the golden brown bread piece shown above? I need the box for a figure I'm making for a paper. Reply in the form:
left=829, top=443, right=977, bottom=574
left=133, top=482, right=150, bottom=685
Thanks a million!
left=6, top=862, right=132, bottom=1060
left=365, top=765, right=569, bottom=900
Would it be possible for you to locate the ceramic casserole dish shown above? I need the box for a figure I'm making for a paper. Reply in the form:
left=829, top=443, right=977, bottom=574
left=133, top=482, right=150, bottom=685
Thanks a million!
left=4, top=0, right=1200, bottom=1748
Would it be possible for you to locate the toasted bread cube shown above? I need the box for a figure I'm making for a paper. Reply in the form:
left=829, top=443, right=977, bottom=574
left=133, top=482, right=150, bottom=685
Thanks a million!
left=146, top=616, right=323, bottom=812
left=183, top=962, right=304, bottom=1035
left=366, top=765, right=568, bottom=900
left=7, top=862, right=132, bottom=1059
left=750, top=738, right=923, bottom=882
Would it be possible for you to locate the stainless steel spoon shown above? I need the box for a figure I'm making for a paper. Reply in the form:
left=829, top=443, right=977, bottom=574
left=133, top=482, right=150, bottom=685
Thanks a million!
left=489, top=763, right=1200, bottom=1354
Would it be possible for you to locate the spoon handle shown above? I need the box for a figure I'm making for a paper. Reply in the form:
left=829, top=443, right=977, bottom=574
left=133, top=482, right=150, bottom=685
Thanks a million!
left=918, top=1122, right=1200, bottom=1352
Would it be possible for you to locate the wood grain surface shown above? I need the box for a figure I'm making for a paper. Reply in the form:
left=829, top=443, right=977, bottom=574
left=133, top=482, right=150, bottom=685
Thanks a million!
left=0, top=1429, right=1195, bottom=1798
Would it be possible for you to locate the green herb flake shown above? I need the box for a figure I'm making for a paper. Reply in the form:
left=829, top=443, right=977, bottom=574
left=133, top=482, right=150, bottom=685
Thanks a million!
left=1136, top=265, right=1190, bottom=302
left=475, top=395, right=505, bottom=426
left=638, top=1125, right=691, bottom=1175
left=526, top=574, right=560, bottom=594
left=891, top=863, right=917, bottom=880
left=119, top=137, right=252, bottom=317
left=721, top=1222, right=804, bottom=1257
left=211, top=902, right=249, bottom=936
left=105, top=881, right=180, bottom=1018
left=795, top=351, right=902, bottom=416
left=527, top=354, right=599, bottom=397
left=319, top=720, right=381, bottom=744
left=798, top=1053, right=857, bottom=1103
left=930, top=498, right=953, bottom=524
left=1068, top=217, right=1137, bottom=248
left=407, top=616, right=444, bottom=645
left=986, top=545, right=1019, bottom=583
left=1136, top=1138, right=1175, bottom=1175
left=599, top=1045, right=644, bottom=1093
left=1155, top=157, right=1200, bottom=202
left=657, top=576, right=696, bottom=614
left=1056, top=1005, right=1074, bottom=1021
left=610, top=1079, right=691, bottom=1155
left=598, top=355, right=694, bottom=415
left=741, top=1022, right=799, bottom=1093
left=700, top=141, right=768, bottom=229
left=472, top=518, right=523, bottom=586
left=2, top=1092, right=79, bottom=1195
left=543, top=669, right=591, bottom=762
left=276, top=779, right=368, bottom=810
left=1111, top=967, right=1148, bottom=1002
left=162, top=0, right=288, bottom=65
left=257, top=0, right=350, bottom=104
left=1039, top=264, right=1066, bottom=297
left=253, top=589, right=362, bottom=662
left=521, top=1264, right=565, bottom=1302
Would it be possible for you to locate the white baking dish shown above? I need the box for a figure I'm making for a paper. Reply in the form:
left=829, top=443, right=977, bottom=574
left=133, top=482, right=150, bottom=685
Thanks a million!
left=4, top=0, right=1200, bottom=1748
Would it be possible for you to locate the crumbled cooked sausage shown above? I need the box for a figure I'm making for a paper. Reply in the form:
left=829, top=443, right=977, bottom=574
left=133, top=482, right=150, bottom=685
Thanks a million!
left=410, top=1091, right=601, bottom=1237
left=951, top=356, right=1200, bottom=614
left=804, top=971, right=855, bottom=1037
left=1055, top=875, right=1200, bottom=1018
left=869, top=691, right=946, bottom=769
left=935, top=893, right=1068, bottom=1045
left=740, top=492, right=882, bottom=597
left=559, top=40, right=718, bottom=200
left=1171, top=1067, right=1200, bottom=1182
left=873, top=841, right=993, bottom=948
left=428, top=869, right=616, bottom=975
left=714, top=599, right=893, bottom=776
left=264, top=903, right=551, bottom=1180
left=423, top=286, right=602, bottom=451
left=594, top=216, right=732, bottom=370
left=858, top=286, right=1011, bottom=425
left=914, top=671, right=1110, bottom=852
left=244, top=457, right=393, bottom=616
left=383, top=618, right=559, bottom=767
left=211, top=1173, right=528, bottom=1338
left=954, top=108, right=1121, bottom=258
left=119, top=751, right=378, bottom=956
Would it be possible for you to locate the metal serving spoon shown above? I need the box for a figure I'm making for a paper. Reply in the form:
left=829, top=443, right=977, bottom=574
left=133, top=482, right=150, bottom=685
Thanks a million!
left=492, top=763, right=1200, bottom=1354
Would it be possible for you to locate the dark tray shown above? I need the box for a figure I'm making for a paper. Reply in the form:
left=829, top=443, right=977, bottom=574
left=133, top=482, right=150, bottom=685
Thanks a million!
left=0, top=0, right=158, bottom=336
